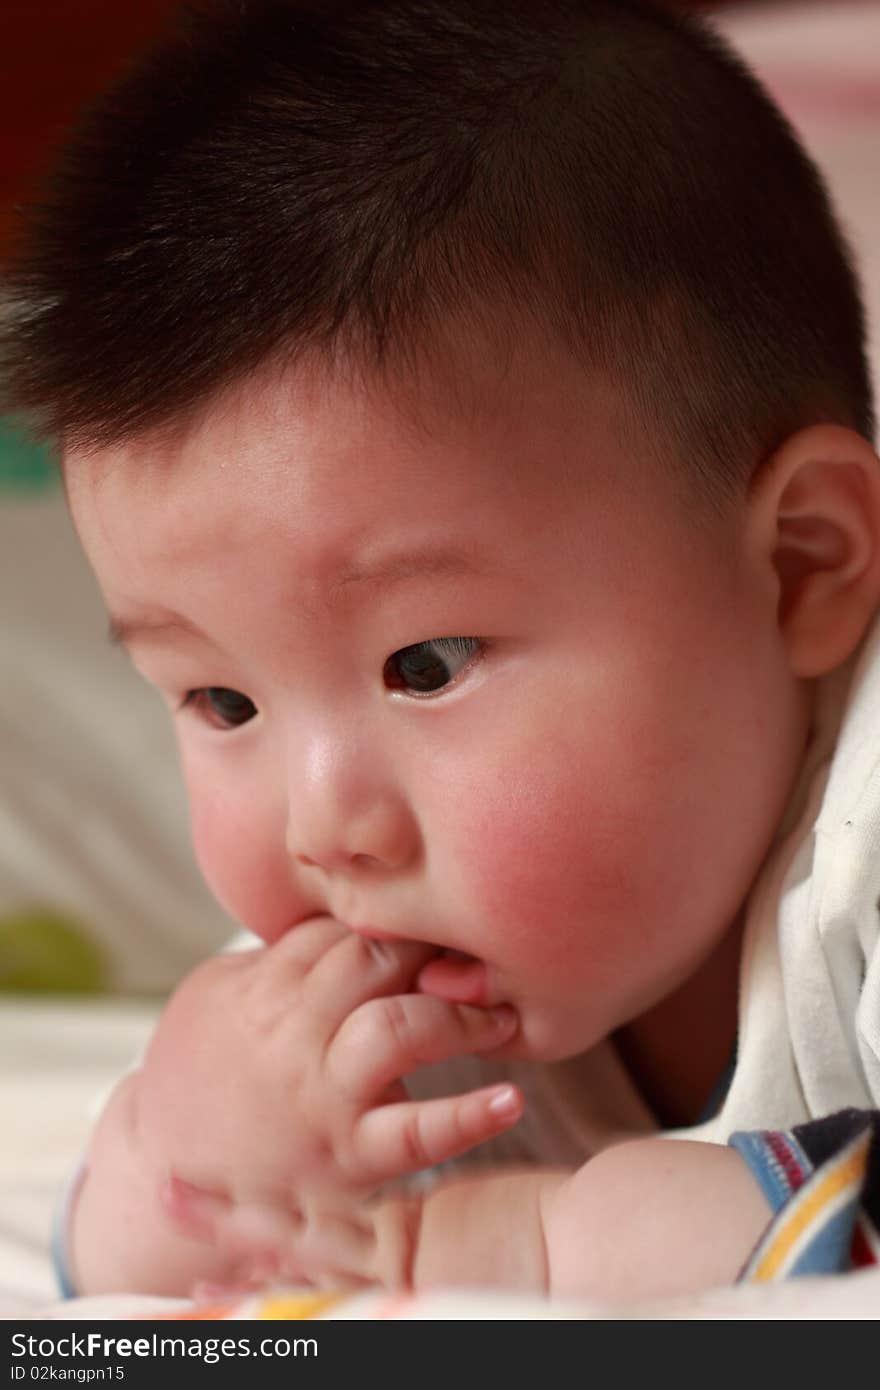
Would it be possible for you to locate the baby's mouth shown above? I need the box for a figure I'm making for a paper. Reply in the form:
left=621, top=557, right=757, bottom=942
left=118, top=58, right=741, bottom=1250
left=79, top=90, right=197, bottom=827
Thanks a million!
left=416, top=947, right=489, bottom=1006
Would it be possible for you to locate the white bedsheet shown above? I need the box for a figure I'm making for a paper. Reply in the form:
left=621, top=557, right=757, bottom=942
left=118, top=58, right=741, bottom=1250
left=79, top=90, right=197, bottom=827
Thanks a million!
left=0, top=997, right=159, bottom=1318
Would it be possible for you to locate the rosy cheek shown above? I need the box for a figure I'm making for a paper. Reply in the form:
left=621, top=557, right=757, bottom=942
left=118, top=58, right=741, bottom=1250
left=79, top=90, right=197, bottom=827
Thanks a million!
left=450, top=774, right=625, bottom=972
left=186, top=785, right=294, bottom=944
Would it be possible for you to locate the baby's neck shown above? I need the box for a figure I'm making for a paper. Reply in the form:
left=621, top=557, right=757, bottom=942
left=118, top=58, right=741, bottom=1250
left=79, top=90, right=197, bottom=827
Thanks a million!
left=612, top=913, right=744, bottom=1129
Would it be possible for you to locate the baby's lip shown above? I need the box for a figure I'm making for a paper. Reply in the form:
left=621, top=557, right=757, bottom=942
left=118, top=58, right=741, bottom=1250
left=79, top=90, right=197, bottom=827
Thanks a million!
left=344, top=925, right=491, bottom=1000
left=345, top=923, right=400, bottom=942
left=417, top=949, right=489, bottom=1006
left=345, top=925, right=476, bottom=961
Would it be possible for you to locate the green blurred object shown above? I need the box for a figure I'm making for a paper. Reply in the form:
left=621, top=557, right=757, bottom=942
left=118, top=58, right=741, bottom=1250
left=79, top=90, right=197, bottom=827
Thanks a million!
left=0, top=418, right=58, bottom=493
left=0, top=907, right=108, bottom=993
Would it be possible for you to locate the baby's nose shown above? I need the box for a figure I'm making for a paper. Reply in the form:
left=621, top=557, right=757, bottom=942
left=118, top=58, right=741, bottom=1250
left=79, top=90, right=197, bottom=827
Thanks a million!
left=287, top=794, right=418, bottom=874
left=283, top=721, right=420, bottom=875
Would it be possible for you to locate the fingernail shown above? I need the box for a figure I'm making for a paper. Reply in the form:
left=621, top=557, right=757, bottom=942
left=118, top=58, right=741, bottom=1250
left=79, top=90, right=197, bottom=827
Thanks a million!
left=487, top=1084, right=520, bottom=1117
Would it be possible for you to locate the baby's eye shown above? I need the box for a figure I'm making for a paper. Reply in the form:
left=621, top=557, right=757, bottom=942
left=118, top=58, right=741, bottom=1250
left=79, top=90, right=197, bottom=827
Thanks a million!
left=383, top=637, right=483, bottom=696
left=180, top=687, right=258, bottom=729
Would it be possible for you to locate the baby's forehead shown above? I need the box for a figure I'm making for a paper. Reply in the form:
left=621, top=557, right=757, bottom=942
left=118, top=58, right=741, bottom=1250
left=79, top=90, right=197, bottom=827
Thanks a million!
left=67, top=332, right=747, bottom=677
left=242, top=324, right=643, bottom=465
left=67, top=325, right=682, bottom=561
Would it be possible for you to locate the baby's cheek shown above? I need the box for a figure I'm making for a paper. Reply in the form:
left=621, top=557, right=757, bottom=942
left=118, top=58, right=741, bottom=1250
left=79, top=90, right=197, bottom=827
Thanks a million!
left=450, top=774, right=627, bottom=970
left=186, top=785, right=293, bottom=943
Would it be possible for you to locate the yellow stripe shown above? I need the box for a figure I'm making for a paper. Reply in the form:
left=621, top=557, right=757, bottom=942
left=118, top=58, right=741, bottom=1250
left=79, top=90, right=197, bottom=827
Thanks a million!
left=751, top=1142, right=867, bottom=1282
left=259, top=1290, right=347, bottom=1319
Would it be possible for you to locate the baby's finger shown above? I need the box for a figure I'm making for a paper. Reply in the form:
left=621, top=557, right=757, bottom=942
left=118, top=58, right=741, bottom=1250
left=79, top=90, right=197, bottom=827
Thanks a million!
left=353, top=1082, right=524, bottom=1180
left=158, top=1174, right=232, bottom=1245
left=329, top=994, right=518, bottom=1102
left=160, top=1176, right=300, bottom=1263
left=189, top=1256, right=286, bottom=1304
left=291, top=1208, right=377, bottom=1288
left=306, top=934, right=442, bottom=1029
left=262, top=914, right=350, bottom=976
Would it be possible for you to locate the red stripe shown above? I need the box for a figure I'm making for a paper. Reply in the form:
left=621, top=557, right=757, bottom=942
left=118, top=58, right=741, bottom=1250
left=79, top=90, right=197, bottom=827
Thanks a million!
left=765, top=1131, right=809, bottom=1195
left=850, top=1220, right=879, bottom=1270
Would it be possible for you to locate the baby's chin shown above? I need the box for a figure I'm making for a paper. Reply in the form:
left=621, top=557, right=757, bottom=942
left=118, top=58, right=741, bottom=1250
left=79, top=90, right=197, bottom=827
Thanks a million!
left=494, top=1026, right=604, bottom=1065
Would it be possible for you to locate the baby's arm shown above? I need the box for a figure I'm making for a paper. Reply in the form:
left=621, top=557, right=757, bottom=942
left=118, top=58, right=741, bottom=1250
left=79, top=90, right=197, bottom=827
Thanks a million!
left=369, top=1138, right=771, bottom=1301
left=544, top=1137, right=770, bottom=1299
left=66, top=919, right=522, bottom=1297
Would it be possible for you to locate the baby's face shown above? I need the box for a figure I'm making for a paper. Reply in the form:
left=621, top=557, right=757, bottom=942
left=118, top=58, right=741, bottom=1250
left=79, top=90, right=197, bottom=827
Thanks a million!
left=67, top=342, right=809, bottom=1060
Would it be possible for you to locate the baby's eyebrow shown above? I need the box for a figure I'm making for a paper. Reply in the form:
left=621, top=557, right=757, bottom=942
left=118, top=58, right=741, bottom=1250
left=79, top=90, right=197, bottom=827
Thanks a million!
left=108, top=544, right=492, bottom=648
left=107, top=611, right=205, bottom=648
left=327, top=543, right=488, bottom=594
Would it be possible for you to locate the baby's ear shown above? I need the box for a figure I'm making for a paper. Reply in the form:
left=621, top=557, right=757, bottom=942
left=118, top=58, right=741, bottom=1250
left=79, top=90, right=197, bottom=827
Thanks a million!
left=748, top=424, right=880, bottom=678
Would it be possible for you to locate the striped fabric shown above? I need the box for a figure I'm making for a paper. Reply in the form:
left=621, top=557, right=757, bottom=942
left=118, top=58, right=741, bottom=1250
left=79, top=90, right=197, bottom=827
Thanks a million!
left=731, top=1110, right=880, bottom=1281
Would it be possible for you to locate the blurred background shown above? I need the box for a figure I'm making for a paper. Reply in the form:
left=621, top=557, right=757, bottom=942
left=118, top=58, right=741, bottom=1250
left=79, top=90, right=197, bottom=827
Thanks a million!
left=0, top=0, right=878, bottom=1308
left=0, top=3, right=239, bottom=999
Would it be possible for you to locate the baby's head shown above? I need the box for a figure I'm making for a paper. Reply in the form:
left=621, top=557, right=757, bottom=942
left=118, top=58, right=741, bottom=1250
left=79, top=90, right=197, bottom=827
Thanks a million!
left=3, top=0, right=879, bottom=1069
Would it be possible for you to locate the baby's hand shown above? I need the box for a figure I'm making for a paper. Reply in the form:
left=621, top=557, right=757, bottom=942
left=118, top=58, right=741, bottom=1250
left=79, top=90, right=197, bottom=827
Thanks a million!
left=131, top=917, right=521, bottom=1286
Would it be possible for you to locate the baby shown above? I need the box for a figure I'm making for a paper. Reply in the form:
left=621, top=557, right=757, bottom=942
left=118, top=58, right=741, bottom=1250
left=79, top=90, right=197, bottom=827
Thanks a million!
left=3, top=0, right=880, bottom=1301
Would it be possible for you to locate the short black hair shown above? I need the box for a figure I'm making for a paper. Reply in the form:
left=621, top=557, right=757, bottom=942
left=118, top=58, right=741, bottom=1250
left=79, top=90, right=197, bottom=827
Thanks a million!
left=0, top=0, right=873, bottom=511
